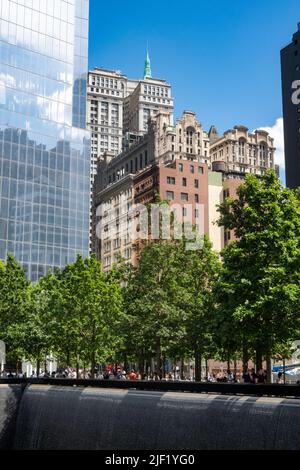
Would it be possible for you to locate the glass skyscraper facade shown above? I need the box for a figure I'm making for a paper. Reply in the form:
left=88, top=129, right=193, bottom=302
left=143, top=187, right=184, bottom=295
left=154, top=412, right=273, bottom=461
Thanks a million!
left=0, top=0, right=90, bottom=281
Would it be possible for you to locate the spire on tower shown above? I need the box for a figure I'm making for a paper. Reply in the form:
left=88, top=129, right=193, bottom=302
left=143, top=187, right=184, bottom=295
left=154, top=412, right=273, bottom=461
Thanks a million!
left=143, top=48, right=152, bottom=79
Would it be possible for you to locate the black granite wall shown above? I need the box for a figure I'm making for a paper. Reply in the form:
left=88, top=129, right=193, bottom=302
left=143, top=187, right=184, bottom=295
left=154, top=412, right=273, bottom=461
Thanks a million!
left=7, top=384, right=300, bottom=450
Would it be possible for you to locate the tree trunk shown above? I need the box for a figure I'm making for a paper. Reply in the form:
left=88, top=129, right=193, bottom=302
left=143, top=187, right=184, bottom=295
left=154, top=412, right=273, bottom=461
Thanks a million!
left=145, top=360, right=150, bottom=379
left=155, top=338, right=161, bottom=377
left=91, top=350, right=96, bottom=379
left=124, top=353, right=129, bottom=374
left=266, top=353, right=272, bottom=384
left=242, top=346, right=248, bottom=374
left=205, top=358, right=208, bottom=381
left=162, top=356, right=166, bottom=379
left=283, top=358, right=286, bottom=385
left=36, top=358, right=40, bottom=378
left=255, top=347, right=263, bottom=372
left=195, top=350, right=202, bottom=382
left=138, top=349, right=144, bottom=375
left=76, top=355, right=80, bottom=379
left=180, top=358, right=184, bottom=380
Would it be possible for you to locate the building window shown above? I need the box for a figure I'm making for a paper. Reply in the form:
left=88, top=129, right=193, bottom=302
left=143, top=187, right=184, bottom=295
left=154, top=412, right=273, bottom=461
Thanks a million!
left=239, top=140, right=245, bottom=156
left=179, top=163, right=183, bottom=172
left=198, top=166, right=204, bottom=174
left=182, top=177, right=187, bottom=186
left=167, top=176, right=176, bottom=185
left=195, top=194, right=199, bottom=203
left=224, top=230, right=231, bottom=242
left=190, top=165, right=194, bottom=174
left=194, top=179, right=199, bottom=188
left=181, top=193, right=188, bottom=202
left=195, top=209, right=199, bottom=218
left=166, top=191, right=174, bottom=200
left=140, top=154, right=143, bottom=169
left=182, top=207, right=187, bottom=216
left=145, top=150, right=148, bottom=165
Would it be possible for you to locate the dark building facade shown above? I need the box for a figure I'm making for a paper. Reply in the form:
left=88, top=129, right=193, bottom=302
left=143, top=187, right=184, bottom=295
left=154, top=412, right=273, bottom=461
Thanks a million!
left=281, top=23, right=300, bottom=189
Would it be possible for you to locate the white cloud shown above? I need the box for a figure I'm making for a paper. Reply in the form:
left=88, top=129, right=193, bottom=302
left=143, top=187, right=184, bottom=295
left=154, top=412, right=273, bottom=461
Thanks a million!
left=255, top=117, right=285, bottom=184
left=259, top=118, right=285, bottom=171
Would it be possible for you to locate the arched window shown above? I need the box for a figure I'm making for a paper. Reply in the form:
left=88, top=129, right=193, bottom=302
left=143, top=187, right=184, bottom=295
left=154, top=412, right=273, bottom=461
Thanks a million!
left=259, top=143, right=267, bottom=159
left=186, top=126, right=195, bottom=146
left=238, top=138, right=246, bottom=156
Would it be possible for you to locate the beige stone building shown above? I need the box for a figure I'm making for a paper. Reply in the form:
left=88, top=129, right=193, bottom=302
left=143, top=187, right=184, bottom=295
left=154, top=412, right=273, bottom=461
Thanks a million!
left=87, top=68, right=127, bottom=181
left=87, top=55, right=174, bottom=185
left=123, top=78, right=173, bottom=135
left=93, top=112, right=278, bottom=270
left=151, top=110, right=210, bottom=164
left=209, top=125, right=276, bottom=176
left=93, top=111, right=211, bottom=270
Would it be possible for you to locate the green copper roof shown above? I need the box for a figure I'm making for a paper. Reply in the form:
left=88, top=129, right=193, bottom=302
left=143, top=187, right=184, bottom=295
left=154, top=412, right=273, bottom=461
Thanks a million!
left=144, top=50, right=152, bottom=79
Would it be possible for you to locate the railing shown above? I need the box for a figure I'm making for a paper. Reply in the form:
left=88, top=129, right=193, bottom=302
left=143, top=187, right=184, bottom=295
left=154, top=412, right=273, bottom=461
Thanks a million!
left=1, top=378, right=300, bottom=398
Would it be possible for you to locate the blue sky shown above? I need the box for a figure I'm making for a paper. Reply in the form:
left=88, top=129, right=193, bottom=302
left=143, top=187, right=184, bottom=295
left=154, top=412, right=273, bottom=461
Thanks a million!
left=88, top=0, right=299, bottom=177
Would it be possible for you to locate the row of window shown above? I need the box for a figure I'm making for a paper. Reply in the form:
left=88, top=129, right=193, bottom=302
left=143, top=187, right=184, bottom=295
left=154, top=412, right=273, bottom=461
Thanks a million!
left=108, top=151, right=148, bottom=184
left=178, top=163, right=204, bottom=174
left=166, top=192, right=199, bottom=203
left=90, top=88, right=122, bottom=97
left=143, top=85, right=169, bottom=97
left=90, top=77, right=122, bottom=89
left=103, top=248, right=132, bottom=267
left=167, top=176, right=200, bottom=188
left=142, top=95, right=171, bottom=105
left=213, top=144, right=271, bottom=158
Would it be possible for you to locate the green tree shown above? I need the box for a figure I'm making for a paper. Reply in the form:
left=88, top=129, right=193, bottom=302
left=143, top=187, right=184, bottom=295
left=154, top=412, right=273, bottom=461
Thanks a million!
left=124, top=240, right=185, bottom=377
left=174, top=236, right=221, bottom=381
left=215, top=170, right=300, bottom=381
left=6, top=283, right=51, bottom=376
left=42, top=255, right=124, bottom=377
left=0, top=254, right=30, bottom=369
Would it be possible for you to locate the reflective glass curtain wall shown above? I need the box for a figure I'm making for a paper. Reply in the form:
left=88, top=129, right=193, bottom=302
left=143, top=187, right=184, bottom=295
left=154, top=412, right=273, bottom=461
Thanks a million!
left=0, top=0, right=90, bottom=281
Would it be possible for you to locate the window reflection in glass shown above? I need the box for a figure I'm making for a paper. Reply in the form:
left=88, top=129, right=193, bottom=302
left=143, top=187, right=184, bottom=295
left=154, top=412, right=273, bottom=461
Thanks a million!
left=0, top=0, right=90, bottom=281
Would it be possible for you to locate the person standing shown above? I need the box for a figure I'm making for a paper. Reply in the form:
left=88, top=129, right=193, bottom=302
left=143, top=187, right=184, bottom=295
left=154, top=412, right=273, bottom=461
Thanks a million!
left=129, top=370, right=137, bottom=380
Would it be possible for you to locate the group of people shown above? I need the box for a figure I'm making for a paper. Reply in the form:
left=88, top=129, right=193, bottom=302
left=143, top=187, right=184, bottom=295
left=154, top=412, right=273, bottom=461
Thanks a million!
left=242, top=368, right=267, bottom=384
left=208, top=370, right=237, bottom=383
left=205, top=368, right=268, bottom=384
left=0, top=370, right=26, bottom=378
left=1, top=365, right=269, bottom=384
